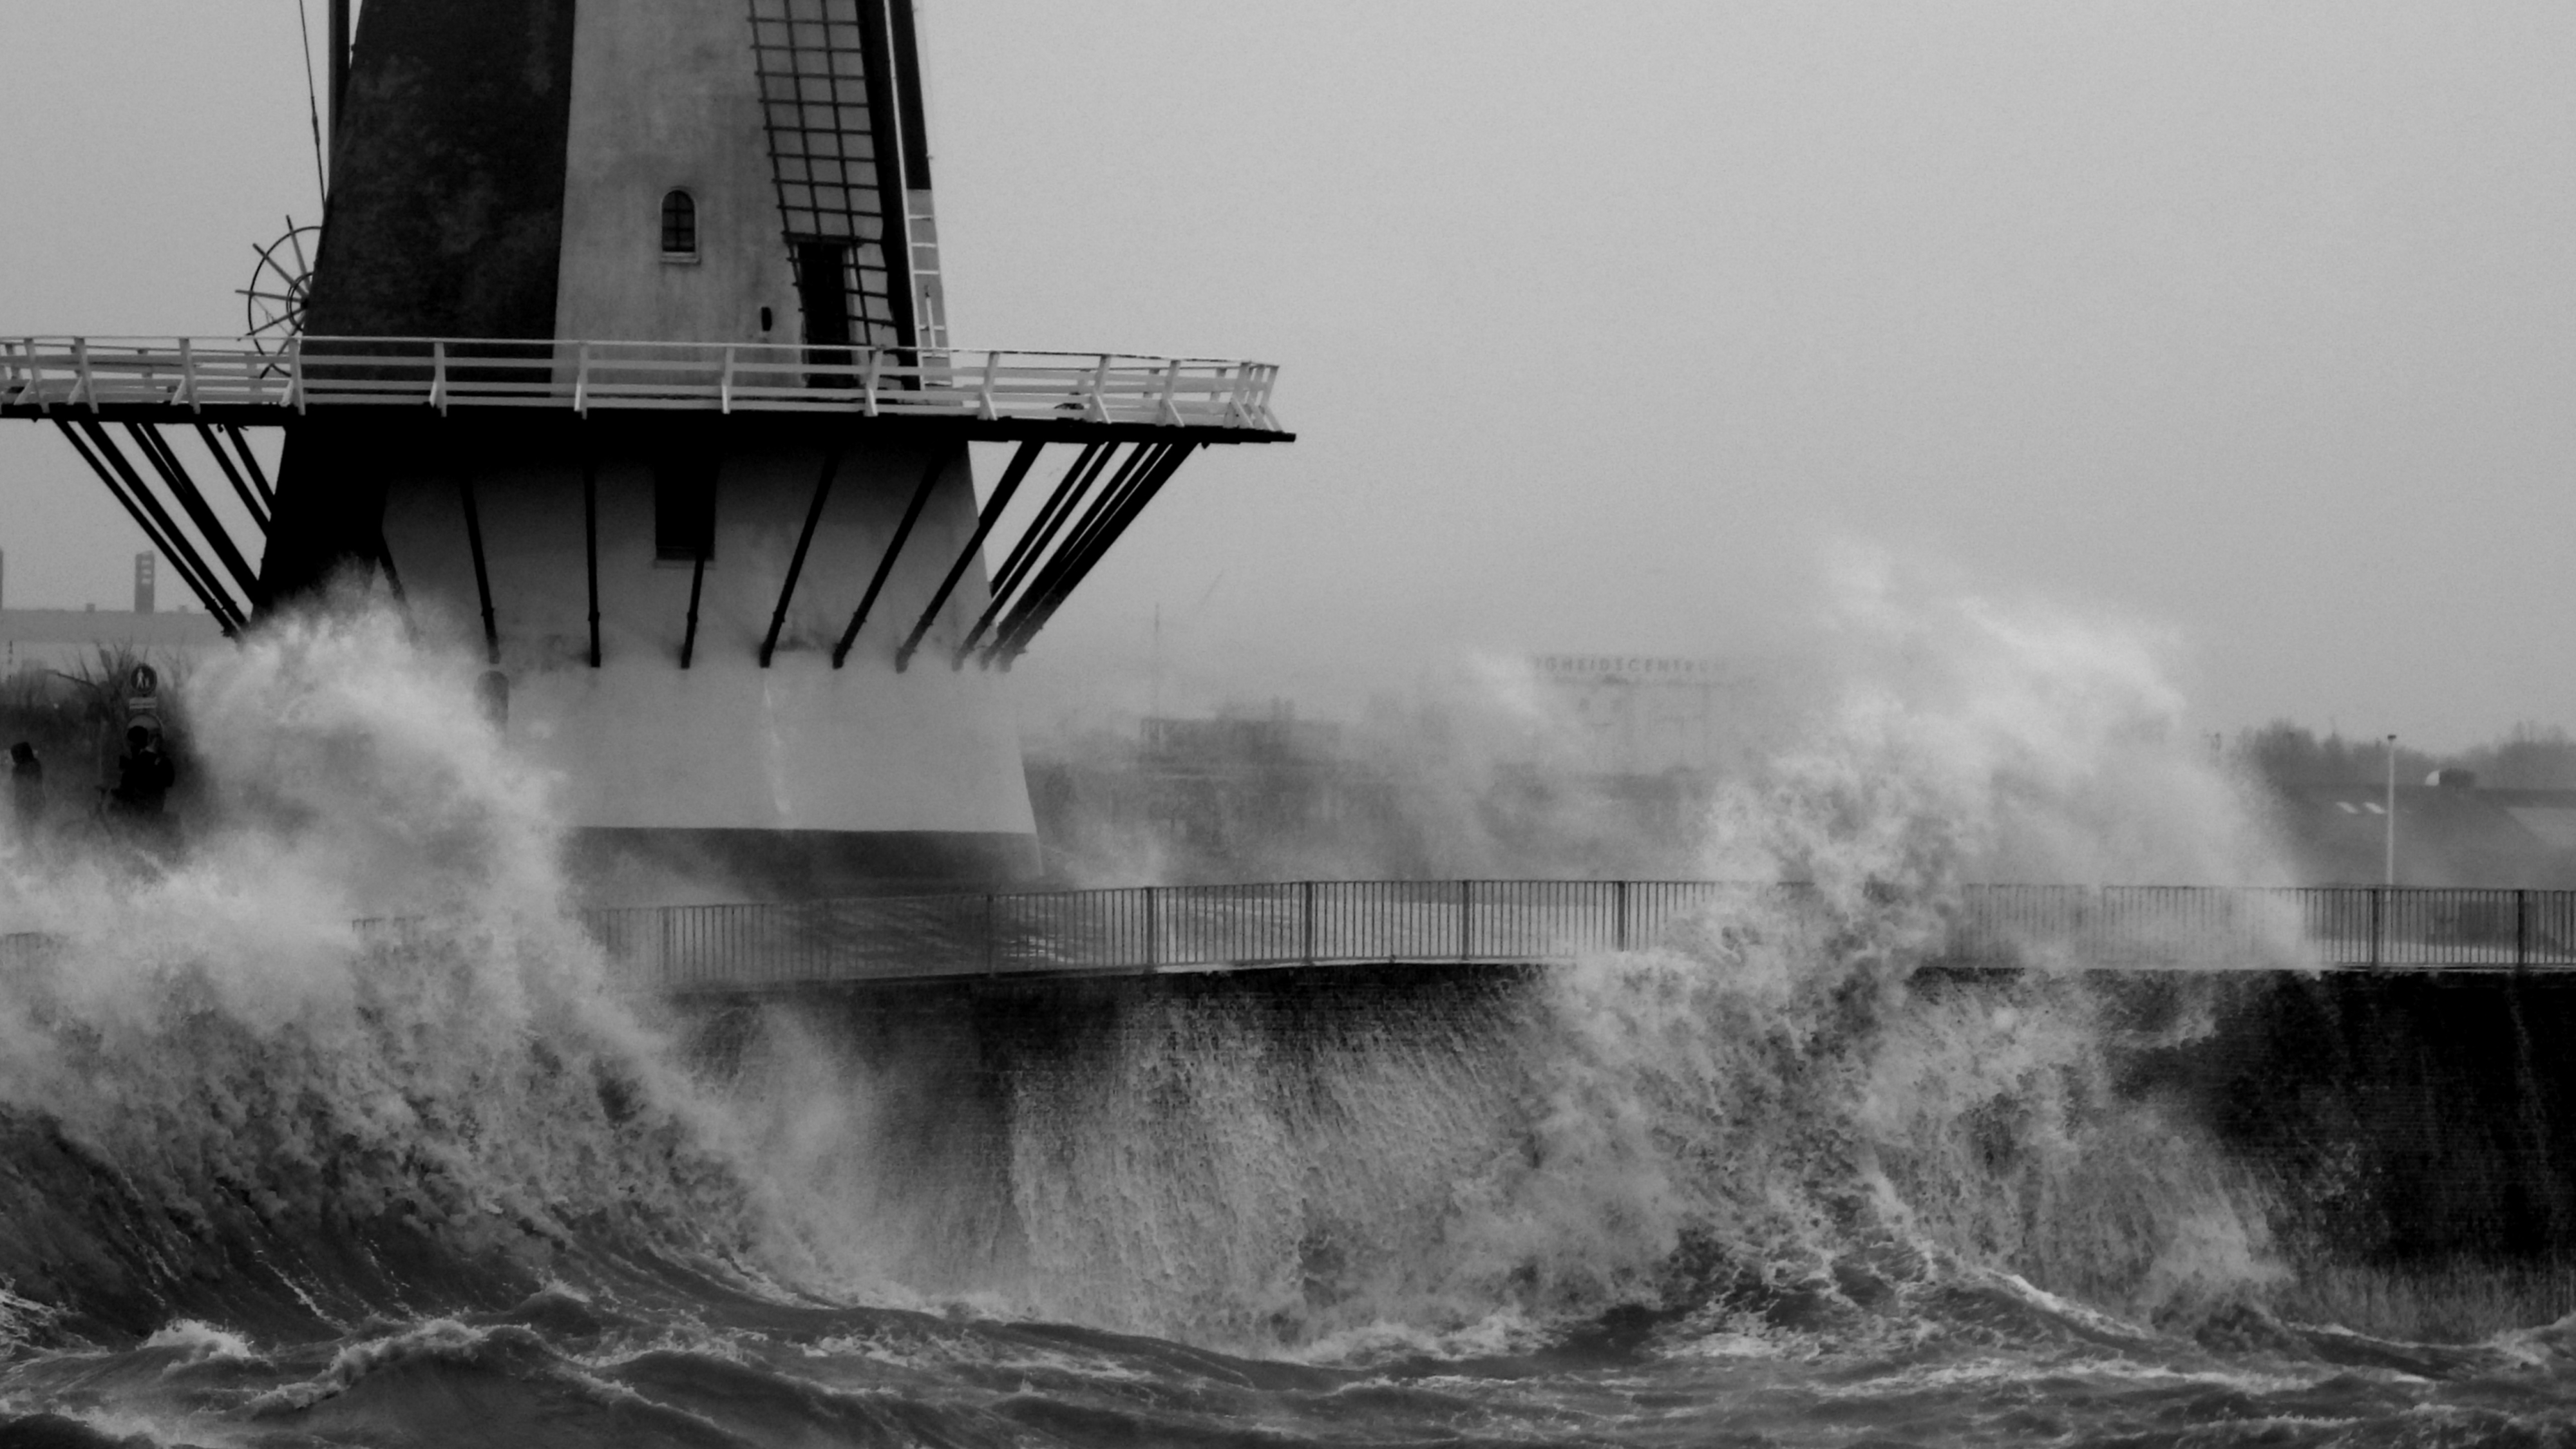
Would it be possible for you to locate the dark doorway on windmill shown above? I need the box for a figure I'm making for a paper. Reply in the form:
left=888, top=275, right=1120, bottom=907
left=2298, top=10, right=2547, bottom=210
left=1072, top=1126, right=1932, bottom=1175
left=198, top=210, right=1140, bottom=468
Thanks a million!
left=793, top=242, right=852, bottom=345
left=659, top=190, right=697, bottom=257
left=793, top=241, right=858, bottom=387
left=655, top=451, right=718, bottom=562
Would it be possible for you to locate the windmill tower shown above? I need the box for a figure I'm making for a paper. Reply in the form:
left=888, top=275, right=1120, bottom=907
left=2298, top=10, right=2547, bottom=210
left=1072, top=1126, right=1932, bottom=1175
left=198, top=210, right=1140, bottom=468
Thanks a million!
left=0, top=0, right=1289, bottom=898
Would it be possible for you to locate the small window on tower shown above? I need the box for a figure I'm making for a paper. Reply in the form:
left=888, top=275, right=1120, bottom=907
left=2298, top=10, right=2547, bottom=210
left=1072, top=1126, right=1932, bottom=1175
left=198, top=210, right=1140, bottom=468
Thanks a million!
left=659, top=190, right=697, bottom=258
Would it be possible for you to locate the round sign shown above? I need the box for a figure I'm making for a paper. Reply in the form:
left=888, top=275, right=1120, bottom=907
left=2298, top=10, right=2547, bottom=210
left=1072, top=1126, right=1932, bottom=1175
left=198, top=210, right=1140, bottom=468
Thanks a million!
left=128, top=663, right=158, bottom=696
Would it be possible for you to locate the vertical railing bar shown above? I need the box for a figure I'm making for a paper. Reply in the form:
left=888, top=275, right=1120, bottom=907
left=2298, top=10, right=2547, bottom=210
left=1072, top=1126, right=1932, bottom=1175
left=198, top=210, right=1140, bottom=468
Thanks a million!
left=1226, top=361, right=1253, bottom=427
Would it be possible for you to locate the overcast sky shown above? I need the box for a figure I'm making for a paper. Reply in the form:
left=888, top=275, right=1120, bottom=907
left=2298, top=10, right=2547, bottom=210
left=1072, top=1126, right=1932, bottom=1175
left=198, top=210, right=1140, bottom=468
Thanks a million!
left=5, top=3, right=2574, bottom=748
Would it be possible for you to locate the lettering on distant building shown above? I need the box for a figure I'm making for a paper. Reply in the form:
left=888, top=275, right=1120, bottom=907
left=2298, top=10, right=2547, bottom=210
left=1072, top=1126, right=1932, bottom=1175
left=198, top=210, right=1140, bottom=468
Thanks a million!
left=1531, top=655, right=1726, bottom=679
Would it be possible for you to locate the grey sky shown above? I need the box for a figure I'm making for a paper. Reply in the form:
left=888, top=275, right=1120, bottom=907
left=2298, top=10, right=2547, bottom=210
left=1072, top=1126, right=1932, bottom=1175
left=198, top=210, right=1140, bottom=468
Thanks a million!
left=5, top=3, right=2573, bottom=748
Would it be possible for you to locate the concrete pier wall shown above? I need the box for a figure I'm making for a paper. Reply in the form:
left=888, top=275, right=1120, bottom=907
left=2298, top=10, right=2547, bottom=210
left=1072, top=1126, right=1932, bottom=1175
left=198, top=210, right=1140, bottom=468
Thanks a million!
left=2116, top=969, right=2576, bottom=1267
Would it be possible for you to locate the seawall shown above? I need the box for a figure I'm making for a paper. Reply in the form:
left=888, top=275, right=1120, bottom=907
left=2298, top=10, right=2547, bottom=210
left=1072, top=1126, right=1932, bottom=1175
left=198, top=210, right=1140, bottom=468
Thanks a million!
left=672, top=960, right=2576, bottom=1342
left=2119, top=970, right=2576, bottom=1268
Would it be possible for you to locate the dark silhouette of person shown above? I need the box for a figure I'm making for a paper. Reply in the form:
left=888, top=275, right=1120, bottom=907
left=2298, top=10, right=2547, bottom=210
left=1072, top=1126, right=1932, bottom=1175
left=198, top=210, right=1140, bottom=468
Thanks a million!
left=111, top=726, right=175, bottom=820
left=8, top=741, right=39, bottom=844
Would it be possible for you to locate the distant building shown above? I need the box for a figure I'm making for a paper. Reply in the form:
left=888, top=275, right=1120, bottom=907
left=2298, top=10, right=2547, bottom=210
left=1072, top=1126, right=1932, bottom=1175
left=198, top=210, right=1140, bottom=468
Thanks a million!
left=1026, top=701, right=1390, bottom=880
left=1528, top=654, right=1766, bottom=775
left=0, top=549, right=225, bottom=678
left=0, top=608, right=224, bottom=680
left=1025, top=683, right=1740, bottom=883
left=1133, top=704, right=1361, bottom=856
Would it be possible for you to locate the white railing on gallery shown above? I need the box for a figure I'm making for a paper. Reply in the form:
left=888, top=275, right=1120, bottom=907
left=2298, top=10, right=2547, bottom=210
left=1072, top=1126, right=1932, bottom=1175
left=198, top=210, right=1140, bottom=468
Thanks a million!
left=0, top=336, right=1286, bottom=431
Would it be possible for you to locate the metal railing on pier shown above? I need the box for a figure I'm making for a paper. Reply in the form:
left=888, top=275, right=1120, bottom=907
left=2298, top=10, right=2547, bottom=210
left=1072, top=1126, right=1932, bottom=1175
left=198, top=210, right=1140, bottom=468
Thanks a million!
left=583, top=879, right=1750, bottom=990
left=1950, top=884, right=2576, bottom=972
left=11, top=882, right=2576, bottom=992
left=0, top=336, right=1286, bottom=432
left=585, top=881, right=2576, bottom=993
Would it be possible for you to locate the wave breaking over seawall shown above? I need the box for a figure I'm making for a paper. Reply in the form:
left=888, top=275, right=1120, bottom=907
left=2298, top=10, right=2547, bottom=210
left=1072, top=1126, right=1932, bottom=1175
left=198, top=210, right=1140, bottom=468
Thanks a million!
left=700, top=576, right=2305, bottom=1350
left=0, top=586, right=2326, bottom=1349
left=0, top=603, right=777, bottom=1343
left=1, top=587, right=2570, bottom=1444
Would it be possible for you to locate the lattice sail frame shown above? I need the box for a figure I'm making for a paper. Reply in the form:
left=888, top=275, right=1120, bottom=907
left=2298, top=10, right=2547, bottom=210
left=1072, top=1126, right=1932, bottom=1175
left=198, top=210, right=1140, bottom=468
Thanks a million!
left=747, top=0, right=907, bottom=348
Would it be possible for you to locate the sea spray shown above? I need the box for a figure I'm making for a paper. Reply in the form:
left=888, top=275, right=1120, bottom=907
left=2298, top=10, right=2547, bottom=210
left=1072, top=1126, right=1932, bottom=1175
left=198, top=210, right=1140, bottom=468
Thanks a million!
left=0, top=600, right=762, bottom=1341
left=0, top=591, right=2567, bottom=1441
left=0, top=580, right=2373, bottom=1358
left=1717, top=549, right=2293, bottom=894
left=744, top=911, right=2285, bottom=1352
left=703, top=574, right=2300, bottom=1350
left=1688, top=569, right=2295, bottom=1319
left=1000, top=974, right=1536, bottom=1341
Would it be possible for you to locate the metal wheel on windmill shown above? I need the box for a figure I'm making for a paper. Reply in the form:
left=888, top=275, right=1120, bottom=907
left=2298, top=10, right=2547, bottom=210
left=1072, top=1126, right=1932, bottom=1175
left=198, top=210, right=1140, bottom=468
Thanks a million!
left=240, top=218, right=320, bottom=354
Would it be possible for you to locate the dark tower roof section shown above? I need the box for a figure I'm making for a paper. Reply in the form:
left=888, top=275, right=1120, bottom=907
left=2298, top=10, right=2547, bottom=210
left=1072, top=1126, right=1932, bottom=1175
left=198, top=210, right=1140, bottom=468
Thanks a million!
left=301, top=0, right=579, bottom=340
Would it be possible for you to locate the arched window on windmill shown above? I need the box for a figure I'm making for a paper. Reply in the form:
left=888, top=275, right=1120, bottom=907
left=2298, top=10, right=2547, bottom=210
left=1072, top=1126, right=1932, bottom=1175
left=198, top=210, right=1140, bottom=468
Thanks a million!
left=659, top=189, right=698, bottom=260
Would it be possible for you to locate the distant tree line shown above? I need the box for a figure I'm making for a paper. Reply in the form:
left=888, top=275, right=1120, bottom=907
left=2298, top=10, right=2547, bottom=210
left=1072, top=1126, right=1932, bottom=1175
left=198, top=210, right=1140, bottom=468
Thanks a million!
left=2234, top=721, right=2576, bottom=792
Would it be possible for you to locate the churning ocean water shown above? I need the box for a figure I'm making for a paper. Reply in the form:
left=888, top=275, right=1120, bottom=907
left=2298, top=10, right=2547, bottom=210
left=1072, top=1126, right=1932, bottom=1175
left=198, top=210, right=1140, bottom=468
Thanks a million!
left=2, top=603, right=2574, bottom=1448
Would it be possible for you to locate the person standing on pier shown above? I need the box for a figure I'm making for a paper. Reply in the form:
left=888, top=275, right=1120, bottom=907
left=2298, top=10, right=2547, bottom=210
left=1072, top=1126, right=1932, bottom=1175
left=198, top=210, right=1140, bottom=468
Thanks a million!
left=109, top=726, right=175, bottom=847
left=8, top=742, right=40, bottom=848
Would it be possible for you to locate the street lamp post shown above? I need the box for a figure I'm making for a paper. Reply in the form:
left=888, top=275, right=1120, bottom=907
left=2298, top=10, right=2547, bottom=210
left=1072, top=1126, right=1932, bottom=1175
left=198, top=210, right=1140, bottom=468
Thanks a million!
left=2384, top=734, right=2398, bottom=886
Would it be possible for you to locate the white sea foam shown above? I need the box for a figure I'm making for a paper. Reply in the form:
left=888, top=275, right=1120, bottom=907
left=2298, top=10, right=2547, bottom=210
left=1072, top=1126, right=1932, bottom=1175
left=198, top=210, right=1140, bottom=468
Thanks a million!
left=0, top=600, right=778, bottom=1331
left=143, top=1319, right=261, bottom=1367
left=0, top=573, right=2304, bottom=1363
left=717, top=564, right=2303, bottom=1351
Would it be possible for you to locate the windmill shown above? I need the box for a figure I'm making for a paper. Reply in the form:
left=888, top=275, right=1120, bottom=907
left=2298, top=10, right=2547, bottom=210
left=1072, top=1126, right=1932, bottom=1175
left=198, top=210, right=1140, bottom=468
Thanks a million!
left=0, top=0, right=1292, bottom=899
